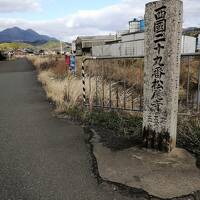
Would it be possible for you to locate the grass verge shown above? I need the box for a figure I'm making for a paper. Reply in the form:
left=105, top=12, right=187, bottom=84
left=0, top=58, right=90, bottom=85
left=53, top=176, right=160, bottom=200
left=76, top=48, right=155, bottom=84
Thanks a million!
left=29, top=56, right=200, bottom=159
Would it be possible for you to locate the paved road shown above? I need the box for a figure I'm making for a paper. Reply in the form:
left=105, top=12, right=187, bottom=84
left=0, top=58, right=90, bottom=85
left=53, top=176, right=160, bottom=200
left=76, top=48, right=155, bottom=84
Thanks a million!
left=0, top=59, right=132, bottom=200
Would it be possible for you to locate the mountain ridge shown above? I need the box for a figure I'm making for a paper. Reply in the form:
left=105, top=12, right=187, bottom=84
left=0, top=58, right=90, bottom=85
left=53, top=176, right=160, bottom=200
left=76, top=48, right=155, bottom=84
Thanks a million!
left=183, top=27, right=200, bottom=37
left=0, top=27, right=58, bottom=44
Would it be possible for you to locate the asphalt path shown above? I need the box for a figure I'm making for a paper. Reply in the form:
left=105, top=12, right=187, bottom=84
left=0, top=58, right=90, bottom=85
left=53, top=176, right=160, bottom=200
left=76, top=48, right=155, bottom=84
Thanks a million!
left=0, top=59, right=133, bottom=200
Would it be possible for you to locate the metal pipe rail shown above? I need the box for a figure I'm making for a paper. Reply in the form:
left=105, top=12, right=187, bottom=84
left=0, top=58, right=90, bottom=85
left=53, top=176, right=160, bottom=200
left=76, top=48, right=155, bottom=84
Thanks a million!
left=81, top=54, right=200, bottom=115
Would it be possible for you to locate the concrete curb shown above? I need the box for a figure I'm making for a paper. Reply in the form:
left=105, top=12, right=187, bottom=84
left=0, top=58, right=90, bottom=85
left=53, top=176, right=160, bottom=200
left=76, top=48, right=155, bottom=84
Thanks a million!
left=84, top=127, right=200, bottom=200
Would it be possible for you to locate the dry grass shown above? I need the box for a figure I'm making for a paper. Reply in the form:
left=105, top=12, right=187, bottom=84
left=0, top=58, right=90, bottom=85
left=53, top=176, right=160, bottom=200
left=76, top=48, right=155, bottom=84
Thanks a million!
left=37, top=69, right=135, bottom=112
left=38, top=70, right=65, bottom=110
left=29, top=56, right=140, bottom=112
left=177, top=116, right=200, bottom=154
left=38, top=70, right=85, bottom=112
left=27, top=56, right=55, bottom=71
left=28, top=55, right=200, bottom=154
left=79, top=57, right=144, bottom=90
left=29, top=55, right=200, bottom=113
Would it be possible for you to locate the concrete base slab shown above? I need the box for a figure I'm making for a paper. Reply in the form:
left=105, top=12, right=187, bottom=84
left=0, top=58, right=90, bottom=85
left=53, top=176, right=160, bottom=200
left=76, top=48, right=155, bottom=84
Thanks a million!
left=92, top=137, right=200, bottom=199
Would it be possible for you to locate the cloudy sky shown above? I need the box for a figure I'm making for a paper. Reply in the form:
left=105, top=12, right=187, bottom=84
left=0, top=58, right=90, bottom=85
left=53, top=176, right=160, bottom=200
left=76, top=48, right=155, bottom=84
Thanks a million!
left=0, top=0, right=199, bottom=42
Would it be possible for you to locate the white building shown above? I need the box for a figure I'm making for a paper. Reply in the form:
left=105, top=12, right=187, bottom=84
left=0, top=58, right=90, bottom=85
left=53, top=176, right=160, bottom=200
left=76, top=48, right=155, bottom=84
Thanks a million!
left=197, top=34, right=200, bottom=50
left=75, top=35, right=116, bottom=56
left=92, top=32, right=196, bottom=57
left=181, top=35, right=197, bottom=54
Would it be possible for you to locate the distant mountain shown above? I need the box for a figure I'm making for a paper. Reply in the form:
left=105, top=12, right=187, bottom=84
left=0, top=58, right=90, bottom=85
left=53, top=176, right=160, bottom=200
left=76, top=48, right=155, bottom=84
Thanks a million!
left=183, top=27, right=198, bottom=32
left=183, top=27, right=200, bottom=37
left=40, top=41, right=71, bottom=51
left=0, top=27, right=57, bottom=44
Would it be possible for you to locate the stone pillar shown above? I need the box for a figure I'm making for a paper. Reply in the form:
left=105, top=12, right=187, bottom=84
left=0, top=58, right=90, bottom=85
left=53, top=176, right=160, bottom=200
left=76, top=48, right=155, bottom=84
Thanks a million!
left=143, top=0, right=183, bottom=152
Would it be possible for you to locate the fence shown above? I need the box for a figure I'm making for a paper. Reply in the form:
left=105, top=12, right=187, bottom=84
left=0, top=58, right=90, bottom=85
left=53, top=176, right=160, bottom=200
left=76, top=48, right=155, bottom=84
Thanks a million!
left=82, top=53, right=200, bottom=115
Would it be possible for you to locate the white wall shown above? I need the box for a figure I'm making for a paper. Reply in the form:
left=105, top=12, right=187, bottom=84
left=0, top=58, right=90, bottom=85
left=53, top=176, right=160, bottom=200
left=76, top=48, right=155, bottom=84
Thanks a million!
left=121, top=32, right=144, bottom=42
left=92, top=33, right=196, bottom=57
left=92, top=41, right=144, bottom=57
left=181, top=35, right=196, bottom=54
left=197, top=34, right=200, bottom=50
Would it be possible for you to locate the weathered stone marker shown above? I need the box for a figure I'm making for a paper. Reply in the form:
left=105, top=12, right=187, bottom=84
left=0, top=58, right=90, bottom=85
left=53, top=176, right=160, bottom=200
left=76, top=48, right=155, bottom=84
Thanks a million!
left=143, top=0, right=183, bottom=152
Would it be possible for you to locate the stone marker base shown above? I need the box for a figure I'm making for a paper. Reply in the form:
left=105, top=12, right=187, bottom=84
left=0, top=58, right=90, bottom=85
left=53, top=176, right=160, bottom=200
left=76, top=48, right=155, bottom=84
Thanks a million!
left=91, top=136, right=200, bottom=199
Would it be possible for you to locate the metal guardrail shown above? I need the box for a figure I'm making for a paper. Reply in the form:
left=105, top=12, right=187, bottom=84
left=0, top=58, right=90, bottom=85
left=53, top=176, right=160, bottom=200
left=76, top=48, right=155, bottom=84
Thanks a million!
left=82, top=53, right=200, bottom=115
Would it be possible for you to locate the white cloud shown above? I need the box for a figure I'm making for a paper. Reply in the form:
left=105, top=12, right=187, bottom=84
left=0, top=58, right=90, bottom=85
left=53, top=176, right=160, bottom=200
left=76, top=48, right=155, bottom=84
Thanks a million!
left=182, top=0, right=200, bottom=27
left=0, top=0, right=40, bottom=13
left=0, top=0, right=199, bottom=42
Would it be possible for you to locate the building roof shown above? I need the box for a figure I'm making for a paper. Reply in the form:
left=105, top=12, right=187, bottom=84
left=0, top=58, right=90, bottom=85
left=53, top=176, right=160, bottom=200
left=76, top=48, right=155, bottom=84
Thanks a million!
left=76, top=35, right=116, bottom=42
left=105, top=39, right=121, bottom=44
left=121, top=31, right=144, bottom=36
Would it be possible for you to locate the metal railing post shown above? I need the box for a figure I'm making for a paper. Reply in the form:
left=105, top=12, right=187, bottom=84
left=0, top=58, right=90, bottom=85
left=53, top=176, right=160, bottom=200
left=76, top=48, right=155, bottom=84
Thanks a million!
left=109, top=80, right=112, bottom=108
left=101, top=60, right=105, bottom=108
left=81, top=54, right=200, bottom=114
left=123, top=80, right=126, bottom=110
left=186, top=56, right=190, bottom=109
left=197, top=60, right=200, bottom=112
left=82, top=57, right=97, bottom=106
left=123, top=60, right=126, bottom=110
left=95, top=76, right=98, bottom=106
left=82, top=61, right=86, bottom=106
left=139, top=62, right=143, bottom=111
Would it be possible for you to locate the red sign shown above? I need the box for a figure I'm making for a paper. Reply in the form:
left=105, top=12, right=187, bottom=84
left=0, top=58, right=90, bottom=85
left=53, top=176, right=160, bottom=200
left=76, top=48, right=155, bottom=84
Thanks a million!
left=65, top=55, right=70, bottom=65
